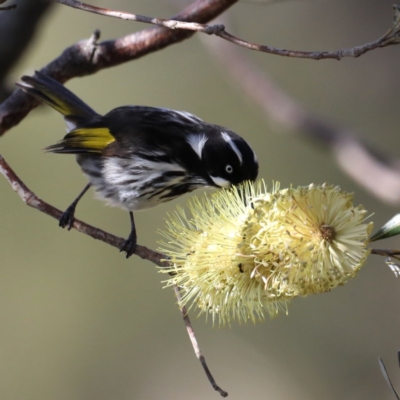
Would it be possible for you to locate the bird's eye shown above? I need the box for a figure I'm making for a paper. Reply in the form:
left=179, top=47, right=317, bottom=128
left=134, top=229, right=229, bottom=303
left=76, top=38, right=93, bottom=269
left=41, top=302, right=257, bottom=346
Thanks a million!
left=225, top=165, right=233, bottom=173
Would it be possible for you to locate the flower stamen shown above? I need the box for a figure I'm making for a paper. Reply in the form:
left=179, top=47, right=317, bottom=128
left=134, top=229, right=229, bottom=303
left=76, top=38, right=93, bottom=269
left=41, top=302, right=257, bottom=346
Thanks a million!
left=318, top=224, right=336, bottom=242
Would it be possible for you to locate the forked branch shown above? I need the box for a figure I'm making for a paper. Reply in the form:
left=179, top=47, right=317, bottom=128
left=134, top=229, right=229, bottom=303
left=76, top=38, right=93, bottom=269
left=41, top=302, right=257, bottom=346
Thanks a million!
left=0, top=0, right=237, bottom=135
left=58, top=0, right=400, bottom=60
left=0, top=154, right=227, bottom=397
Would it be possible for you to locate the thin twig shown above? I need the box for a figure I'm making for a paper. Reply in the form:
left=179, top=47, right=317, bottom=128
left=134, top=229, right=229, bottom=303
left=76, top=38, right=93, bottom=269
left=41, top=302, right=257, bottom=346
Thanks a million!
left=0, top=155, right=166, bottom=265
left=0, top=154, right=226, bottom=396
left=56, top=0, right=225, bottom=34
left=56, top=0, right=400, bottom=60
left=371, top=249, right=400, bottom=257
left=379, top=358, right=400, bottom=400
left=174, top=286, right=228, bottom=397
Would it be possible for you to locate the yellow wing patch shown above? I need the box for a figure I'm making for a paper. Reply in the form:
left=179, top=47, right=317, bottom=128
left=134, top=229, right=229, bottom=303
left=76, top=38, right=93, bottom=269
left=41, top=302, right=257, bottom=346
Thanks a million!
left=67, top=127, right=115, bottom=151
left=46, top=127, right=116, bottom=154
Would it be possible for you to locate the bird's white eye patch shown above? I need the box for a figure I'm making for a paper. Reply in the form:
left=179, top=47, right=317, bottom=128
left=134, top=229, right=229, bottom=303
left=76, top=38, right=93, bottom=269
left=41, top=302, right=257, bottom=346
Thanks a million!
left=187, top=134, right=208, bottom=159
left=221, top=131, right=243, bottom=165
left=225, top=165, right=233, bottom=173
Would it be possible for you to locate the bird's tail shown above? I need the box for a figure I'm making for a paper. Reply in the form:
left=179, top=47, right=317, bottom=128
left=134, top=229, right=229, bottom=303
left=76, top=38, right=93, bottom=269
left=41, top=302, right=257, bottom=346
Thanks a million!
left=17, top=71, right=117, bottom=154
left=17, top=71, right=99, bottom=130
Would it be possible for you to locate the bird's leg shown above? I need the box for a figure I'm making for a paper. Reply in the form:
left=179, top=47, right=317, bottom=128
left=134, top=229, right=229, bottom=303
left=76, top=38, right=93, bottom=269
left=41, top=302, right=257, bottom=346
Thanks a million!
left=120, top=211, right=137, bottom=258
left=59, top=183, right=92, bottom=230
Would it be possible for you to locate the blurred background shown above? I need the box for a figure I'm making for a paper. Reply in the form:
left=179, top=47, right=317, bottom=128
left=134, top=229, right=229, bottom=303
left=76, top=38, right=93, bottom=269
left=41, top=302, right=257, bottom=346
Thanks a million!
left=1, top=0, right=400, bottom=399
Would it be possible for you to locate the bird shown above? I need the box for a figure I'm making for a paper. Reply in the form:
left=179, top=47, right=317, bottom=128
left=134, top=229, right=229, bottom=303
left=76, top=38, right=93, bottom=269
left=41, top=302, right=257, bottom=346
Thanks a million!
left=17, top=71, right=259, bottom=257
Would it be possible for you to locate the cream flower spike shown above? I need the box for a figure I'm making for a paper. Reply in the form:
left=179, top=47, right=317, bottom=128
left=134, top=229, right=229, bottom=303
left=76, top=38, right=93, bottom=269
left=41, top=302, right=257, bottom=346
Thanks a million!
left=159, top=180, right=373, bottom=325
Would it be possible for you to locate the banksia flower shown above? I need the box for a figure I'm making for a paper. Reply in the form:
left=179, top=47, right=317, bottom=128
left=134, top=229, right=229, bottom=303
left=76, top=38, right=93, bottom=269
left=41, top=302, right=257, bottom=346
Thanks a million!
left=159, top=181, right=373, bottom=324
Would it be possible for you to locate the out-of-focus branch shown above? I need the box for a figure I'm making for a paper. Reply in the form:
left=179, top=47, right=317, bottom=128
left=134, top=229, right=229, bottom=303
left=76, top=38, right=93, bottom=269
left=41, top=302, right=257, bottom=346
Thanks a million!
left=200, top=20, right=400, bottom=205
left=0, top=0, right=238, bottom=136
left=0, top=154, right=227, bottom=397
left=58, top=0, right=400, bottom=60
left=0, top=4, right=16, bottom=10
left=0, top=0, right=53, bottom=99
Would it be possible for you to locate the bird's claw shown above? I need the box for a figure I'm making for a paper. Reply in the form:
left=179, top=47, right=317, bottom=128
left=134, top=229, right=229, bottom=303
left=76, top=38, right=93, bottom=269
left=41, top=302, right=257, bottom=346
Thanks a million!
left=59, top=205, right=76, bottom=230
left=120, top=238, right=137, bottom=258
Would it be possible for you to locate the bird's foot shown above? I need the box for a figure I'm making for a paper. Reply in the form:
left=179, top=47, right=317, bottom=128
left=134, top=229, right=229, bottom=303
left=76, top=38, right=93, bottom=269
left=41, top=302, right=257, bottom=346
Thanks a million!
left=59, top=205, right=76, bottom=230
left=120, top=237, right=137, bottom=258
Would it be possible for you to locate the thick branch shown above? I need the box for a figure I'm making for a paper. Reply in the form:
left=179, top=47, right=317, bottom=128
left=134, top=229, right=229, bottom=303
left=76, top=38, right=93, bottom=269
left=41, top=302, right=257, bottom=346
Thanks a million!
left=0, top=0, right=238, bottom=135
left=2, top=0, right=399, bottom=136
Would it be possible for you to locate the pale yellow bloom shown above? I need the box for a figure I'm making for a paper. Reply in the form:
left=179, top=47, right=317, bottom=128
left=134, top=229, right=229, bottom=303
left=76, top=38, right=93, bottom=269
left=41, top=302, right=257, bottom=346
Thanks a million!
left=159, top=181, right=373, bottom=324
